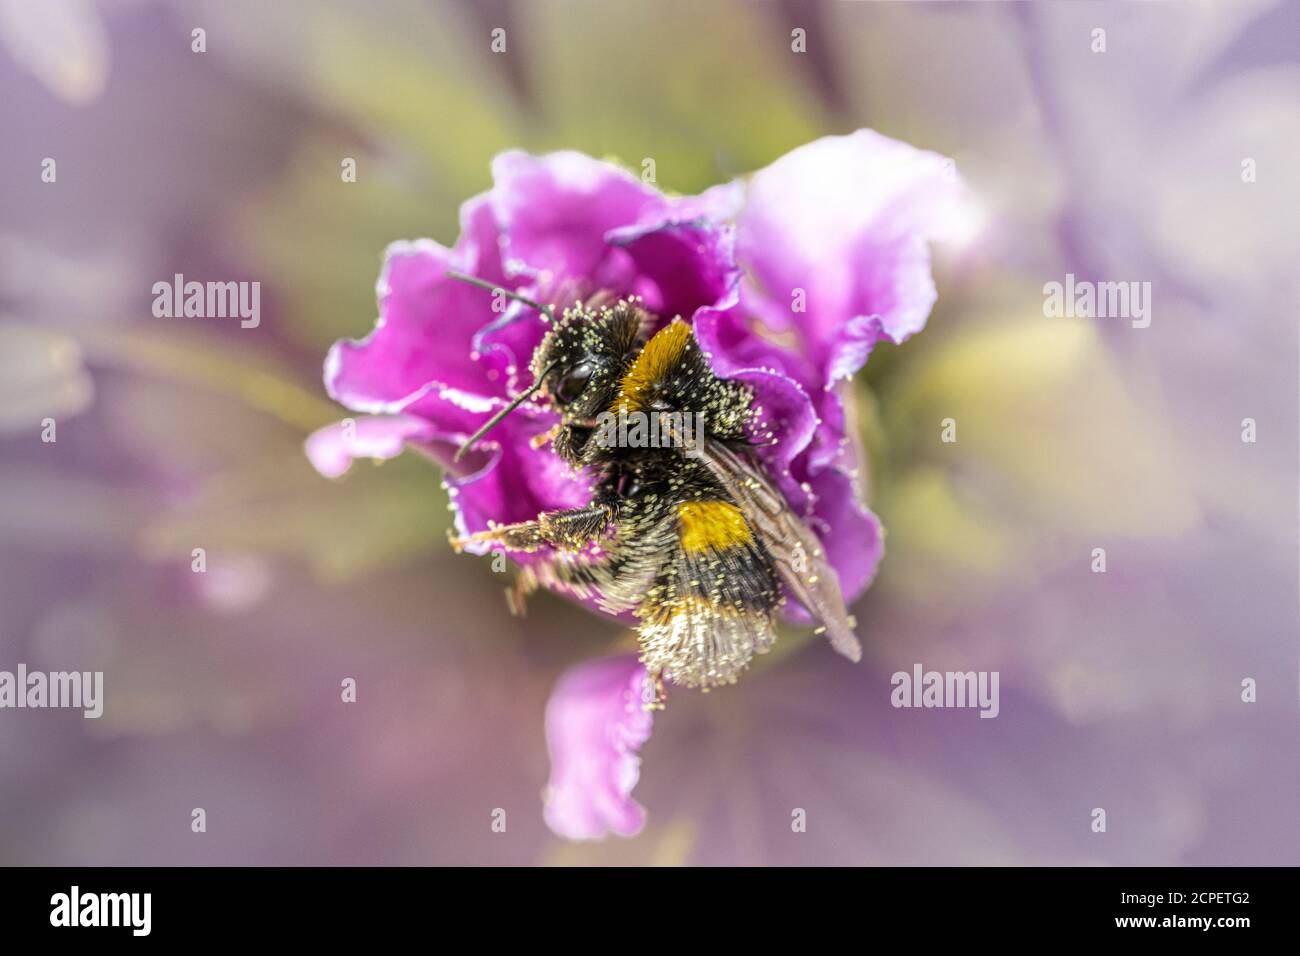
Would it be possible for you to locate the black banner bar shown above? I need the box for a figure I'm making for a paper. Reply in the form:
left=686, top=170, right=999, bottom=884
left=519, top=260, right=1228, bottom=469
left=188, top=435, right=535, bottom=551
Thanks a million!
left=0, top=866, right=1280, bottom=941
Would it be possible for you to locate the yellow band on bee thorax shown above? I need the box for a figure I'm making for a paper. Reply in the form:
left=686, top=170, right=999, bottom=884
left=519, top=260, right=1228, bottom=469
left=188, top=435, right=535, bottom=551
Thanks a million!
left=612, top=320, right=692, bottom=414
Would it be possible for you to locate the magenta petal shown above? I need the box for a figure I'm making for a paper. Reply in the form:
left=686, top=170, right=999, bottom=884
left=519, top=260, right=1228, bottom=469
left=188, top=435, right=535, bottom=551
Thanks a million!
left=443, top=411, right=594, bottom=552
left=490, top=150, right=666, bottom=283
left=543, top=654, right=655, bottom=840
left=305, top=414, right=438, bottom=479
left=734, top=368, right=818, bottom=489
left=472, top=303, right=551, bottom=396
left=694, top=301, right=820, bottom=396
left=737, top=129, right=968, bottom=383
left=657, top=179, right=745, bottom=224
left=325, top=196, right=519, bottom=413
left=607, top=219, right=740, bottom=324
left=806, top=466, right=884, bottom=606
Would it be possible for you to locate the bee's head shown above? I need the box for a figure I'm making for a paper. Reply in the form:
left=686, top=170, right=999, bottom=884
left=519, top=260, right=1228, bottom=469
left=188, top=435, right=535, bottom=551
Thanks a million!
left=530, top=301, right=644, bottom=425
left=450, top=280, right=649, bottom=462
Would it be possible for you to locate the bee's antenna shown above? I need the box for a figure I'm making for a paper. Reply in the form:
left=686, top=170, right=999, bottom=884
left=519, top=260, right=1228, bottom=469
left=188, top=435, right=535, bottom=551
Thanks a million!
left=446, top=270, right=555, bottom=323
left=453, top=364, right=558, bottom=462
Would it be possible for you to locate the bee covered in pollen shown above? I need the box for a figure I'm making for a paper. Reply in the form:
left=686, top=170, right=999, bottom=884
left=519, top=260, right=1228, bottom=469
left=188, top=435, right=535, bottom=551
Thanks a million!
left=447, top=273, right=861, bottom=700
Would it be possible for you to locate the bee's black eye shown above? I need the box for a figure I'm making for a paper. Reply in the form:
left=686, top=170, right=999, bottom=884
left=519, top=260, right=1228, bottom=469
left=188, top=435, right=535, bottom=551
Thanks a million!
left=553, top=363, right=593, bottom=405
left=617, top=472, right=643, bottom=500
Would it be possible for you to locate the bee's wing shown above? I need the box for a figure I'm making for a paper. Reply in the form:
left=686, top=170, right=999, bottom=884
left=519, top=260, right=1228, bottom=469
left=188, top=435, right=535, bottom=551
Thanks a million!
left=691, top=440, right=862, bottom=663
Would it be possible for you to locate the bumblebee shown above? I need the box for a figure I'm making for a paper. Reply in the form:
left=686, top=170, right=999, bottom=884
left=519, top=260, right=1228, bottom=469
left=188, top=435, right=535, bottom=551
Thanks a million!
left=448, top=273, right=861, bottom=695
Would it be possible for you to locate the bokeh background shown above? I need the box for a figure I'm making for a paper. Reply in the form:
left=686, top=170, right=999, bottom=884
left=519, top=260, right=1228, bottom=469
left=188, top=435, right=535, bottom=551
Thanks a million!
left=1, top=0, right=1297, bottom=865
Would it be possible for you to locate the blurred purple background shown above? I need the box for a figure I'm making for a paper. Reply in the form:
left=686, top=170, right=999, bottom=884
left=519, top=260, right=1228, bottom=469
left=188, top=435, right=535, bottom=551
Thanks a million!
left=1, top=0, right=1297, bottom=864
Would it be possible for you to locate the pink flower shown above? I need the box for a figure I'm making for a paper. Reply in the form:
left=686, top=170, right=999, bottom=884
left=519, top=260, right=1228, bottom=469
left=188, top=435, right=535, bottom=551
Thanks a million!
left=308, top=130, right=968, bottom=838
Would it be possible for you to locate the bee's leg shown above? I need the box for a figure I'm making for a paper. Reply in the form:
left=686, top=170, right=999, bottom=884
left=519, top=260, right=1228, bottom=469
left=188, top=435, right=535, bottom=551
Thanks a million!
left=449, top=503, right=616, bottom=554
left=507, top=547, right=617, bottom=616
left=449, top=520, right=545, bottom=553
